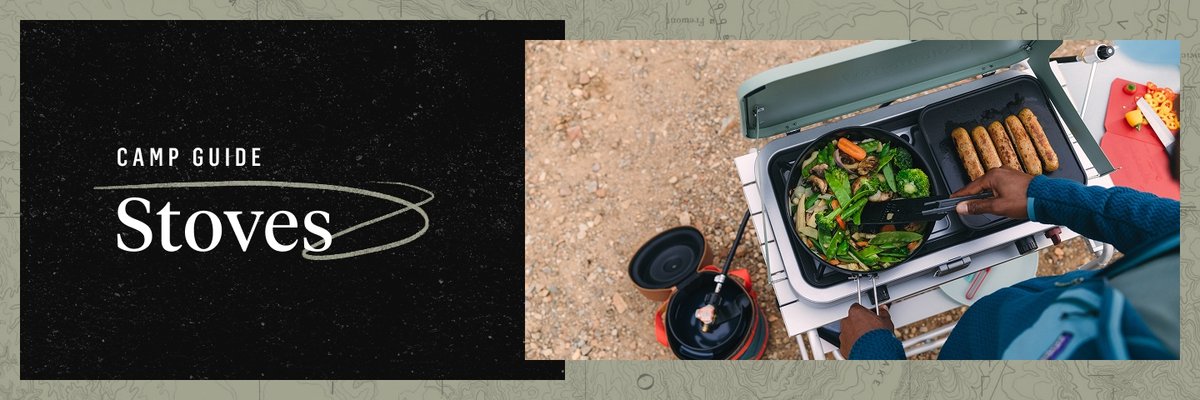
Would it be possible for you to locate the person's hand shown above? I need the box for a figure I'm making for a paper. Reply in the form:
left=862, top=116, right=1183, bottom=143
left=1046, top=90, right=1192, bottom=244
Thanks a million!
left=838, top=303, right=894, bottom=357
left=951, top=168, right=1034, bottom=219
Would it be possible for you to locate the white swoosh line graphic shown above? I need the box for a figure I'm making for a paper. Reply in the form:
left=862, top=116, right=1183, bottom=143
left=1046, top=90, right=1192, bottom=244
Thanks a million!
left=93, top=181, right=434, bottom=261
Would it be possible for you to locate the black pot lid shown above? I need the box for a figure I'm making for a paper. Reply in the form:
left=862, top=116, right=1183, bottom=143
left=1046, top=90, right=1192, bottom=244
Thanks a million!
left=629, top=227, right=705, bottom=290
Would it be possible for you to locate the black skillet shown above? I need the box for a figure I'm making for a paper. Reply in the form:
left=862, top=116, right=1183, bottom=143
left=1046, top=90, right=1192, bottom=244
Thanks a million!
left=784, top=126, right=944, bottom=307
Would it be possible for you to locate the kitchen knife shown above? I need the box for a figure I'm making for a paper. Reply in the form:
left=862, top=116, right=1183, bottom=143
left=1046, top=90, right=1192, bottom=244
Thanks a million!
left=1136, top=97, right=1176, bottom=155
left=859, top=191, right=993, bottom=225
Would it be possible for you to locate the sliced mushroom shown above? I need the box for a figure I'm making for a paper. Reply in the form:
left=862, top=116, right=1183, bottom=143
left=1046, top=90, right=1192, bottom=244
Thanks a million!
left=851, top=176, right=871, bottom=193
left=855, top=155, right=879, bottom=176
left=806, top=175, right=828, bottom=193
left=810, top=163, right=829, bottom=178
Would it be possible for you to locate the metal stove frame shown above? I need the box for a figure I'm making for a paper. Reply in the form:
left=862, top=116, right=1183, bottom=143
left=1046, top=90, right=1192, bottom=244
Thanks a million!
left=735, top=62, right=1115, bottom=359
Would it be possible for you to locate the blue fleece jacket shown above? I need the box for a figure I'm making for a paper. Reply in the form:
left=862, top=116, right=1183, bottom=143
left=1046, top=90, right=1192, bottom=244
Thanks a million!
left=849, top=175, right=1180, bottom=360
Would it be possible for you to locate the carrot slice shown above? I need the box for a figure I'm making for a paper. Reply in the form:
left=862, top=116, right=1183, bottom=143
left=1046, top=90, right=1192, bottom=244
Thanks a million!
left=837, top=138, right=867, bottom=161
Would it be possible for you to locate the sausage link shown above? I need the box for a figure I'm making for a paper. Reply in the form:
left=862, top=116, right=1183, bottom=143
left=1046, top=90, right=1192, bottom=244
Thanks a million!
left=1018, top=108, right=1060, bottom=172
left=1004, top=115, right=1042, bottom=175
left=951, top=127, right=985, bottom=181
left=970, top=125, right=1002, bottom=170
left=986, top=121, right=1022, bottom=171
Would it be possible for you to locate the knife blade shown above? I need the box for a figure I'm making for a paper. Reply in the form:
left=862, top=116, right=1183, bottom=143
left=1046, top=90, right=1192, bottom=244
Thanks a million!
left=1136, top=97, right=1176, bottom=153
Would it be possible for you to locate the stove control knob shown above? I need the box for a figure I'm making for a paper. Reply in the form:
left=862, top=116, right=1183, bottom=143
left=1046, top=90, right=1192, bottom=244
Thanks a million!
left=1016, top=235, right=1038, bottom=255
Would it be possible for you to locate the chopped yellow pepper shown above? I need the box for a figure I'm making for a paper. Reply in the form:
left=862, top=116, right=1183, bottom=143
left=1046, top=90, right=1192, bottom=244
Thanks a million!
left=1125, top=110, right=1145, bottom=131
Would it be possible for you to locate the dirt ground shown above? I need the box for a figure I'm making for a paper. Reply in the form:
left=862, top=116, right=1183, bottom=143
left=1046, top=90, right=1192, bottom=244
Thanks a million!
left=524, top=40, right=1104, bottom=360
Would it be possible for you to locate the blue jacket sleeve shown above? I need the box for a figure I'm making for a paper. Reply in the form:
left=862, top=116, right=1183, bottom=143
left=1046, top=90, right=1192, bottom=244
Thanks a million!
left=1026, top=175, right=1179, bottom=253
left=847, top=329, right=905, bottom=360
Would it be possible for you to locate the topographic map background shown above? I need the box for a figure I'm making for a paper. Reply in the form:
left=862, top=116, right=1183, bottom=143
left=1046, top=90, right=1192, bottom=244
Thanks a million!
left=2, top=0, right=1197, bottom=399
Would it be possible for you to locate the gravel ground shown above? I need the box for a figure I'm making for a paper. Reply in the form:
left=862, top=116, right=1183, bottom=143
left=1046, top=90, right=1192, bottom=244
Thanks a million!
left=524, top=40, right=1105, bottom=360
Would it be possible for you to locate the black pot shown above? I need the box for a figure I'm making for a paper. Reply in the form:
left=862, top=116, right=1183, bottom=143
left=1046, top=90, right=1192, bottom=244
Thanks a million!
left=784, top=126, right=943, bottom=275
left=663, top=269, right=763, bottom=360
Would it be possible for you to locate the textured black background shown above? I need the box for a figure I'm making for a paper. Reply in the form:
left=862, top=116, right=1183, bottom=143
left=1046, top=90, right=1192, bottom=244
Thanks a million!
left=21, top=21, right=562, bottom=379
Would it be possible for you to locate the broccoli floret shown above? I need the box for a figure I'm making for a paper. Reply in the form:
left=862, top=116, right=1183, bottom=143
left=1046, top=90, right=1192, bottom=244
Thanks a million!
left=891, top=148, right=913, bottom=170
left=871, top=173, right=888, bottom=191
left=896, top=168, right=930, bottom=198
left=816, top=210, right=837, bottom=232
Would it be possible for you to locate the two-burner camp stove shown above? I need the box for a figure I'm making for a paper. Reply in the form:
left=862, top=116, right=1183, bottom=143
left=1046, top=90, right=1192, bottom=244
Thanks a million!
left=733, top=41, right=1116, bottom=359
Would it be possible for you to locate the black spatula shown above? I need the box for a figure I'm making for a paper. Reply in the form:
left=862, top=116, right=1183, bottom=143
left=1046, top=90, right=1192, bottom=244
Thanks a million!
left=859, top=191, right=993, bottom=225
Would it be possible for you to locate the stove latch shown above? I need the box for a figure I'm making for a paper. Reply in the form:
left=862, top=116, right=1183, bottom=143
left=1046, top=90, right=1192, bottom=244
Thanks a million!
left=933, top=256, right=972, bottom=277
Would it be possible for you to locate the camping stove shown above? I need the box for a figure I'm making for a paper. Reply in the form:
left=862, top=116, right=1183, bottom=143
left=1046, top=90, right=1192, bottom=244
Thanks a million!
left=736, top=67, right=1113, bottom=338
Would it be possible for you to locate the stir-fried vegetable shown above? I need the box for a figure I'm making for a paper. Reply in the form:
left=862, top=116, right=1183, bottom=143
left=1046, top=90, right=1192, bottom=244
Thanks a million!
left=790, top=135, right=927, bottom=271
left=801, top=141, right=837, bottom=177
left=837, top=138, right=867, bottom=161
left=896, top=168, right=930, bottom=198
left=825, top=167, right=852, bottom=207
left=891, top=147, right=913, bottom=170
left=882, top=164, right=897, bottom=192
left=869, top=230, right=923, bottom=245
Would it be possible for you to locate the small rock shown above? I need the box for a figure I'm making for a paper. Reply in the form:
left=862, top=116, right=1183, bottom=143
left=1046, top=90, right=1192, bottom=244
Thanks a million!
left=581, top=345, right=592, bottom=356
left=1053, top=248, right=1065, bottom=257
left=542, top=348, right=552, bottom=357
left=585, top=180, right=598, bottom=192
left=669, top=176, right=678, bottom=184
left=632, top=48, right=643, bottom=59
left=566, top=126, right=583, bottom=141
left=768, top=314, right=779, bottom=322
left=592, top=163, right=601, bottom=172
left=587, top=69, right=597, bottom=78
left=595, top=188, right=607, bottom=198
left=571, top=88, right=585, bottom=98
left=558, top=187, right=570, bottom=197
left=580, top=110, right=592, bottom=119
left=572, top=139, right=581, bottom=149
left=612, top=293, right=628, bottom=313
left=579, top=72, right=591, bottom=85
left=679, top=212, right=691, bottom=226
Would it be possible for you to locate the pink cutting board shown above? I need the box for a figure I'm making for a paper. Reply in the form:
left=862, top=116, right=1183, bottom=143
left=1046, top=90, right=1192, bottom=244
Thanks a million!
left=1100, top=78, right=1179, bottom=200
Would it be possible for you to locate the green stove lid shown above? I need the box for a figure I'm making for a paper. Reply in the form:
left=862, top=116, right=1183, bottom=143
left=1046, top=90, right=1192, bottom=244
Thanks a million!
left=737, top=40, right=1114, bottom=175
left=738, top=40, right=1034, bottom=138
